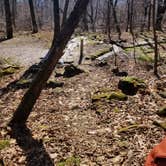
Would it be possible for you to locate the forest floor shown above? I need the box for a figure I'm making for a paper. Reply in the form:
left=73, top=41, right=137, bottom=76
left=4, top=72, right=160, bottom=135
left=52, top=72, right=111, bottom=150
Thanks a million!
left=0, top=31, right=166, bottom=166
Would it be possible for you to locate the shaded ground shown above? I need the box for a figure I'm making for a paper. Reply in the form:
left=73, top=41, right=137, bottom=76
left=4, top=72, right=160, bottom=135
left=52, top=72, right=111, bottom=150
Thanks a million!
left=0, top=32, right=166, bottom=166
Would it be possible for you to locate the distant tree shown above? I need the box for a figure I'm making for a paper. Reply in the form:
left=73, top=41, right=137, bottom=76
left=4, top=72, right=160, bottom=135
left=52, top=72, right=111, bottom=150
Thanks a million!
left=106, top=0, right=111, bottom=42
left=61, top=0, right=69, bottom=27
left=4, top=0, right=13, bottom=39
left=156, top=0, right=166, bottom=31
left=152, top=0, right=159, bottom=75
left=11, top=0, right=17, bottom=28
left=28, top=0, right=38, bottom=33
left=110, top=0, right=121, bottom=39
left=9, top=0, right=90, bottom=126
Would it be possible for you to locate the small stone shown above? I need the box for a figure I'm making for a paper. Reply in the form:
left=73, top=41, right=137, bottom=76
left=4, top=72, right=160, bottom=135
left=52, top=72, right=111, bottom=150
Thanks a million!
left=50, top=153, right=58, bottom=159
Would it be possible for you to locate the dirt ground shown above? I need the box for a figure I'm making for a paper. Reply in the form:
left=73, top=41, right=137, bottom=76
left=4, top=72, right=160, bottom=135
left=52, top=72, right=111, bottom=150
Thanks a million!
left=0, top=32, right=166, bottom=166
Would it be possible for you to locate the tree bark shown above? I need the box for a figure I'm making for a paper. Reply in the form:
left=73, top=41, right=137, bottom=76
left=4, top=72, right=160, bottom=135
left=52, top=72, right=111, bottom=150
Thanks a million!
left=110, top=0, right=121, bottom=39
left=12, top=0, right=17, bottom=28
left=152, top=0, right=159, bottom=75
left=9, top=0, right=90, bottom=126
left=156, top=0, right=166, bottom=31
left=28, top=0, right=38, bottom=34
left=4, top=0, right=13, bottom=39
left=61, top=0, right=69, bottom=27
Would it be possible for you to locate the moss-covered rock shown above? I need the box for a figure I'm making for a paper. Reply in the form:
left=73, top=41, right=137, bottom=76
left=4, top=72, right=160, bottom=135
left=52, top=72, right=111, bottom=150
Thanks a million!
left=0, top=58, right=20, bottom=78
left=57, top=156, right=80, bottom=166
left=0, top=139, right=10, bottom=150
left=16, top=78, right=32, bottom=88
left=92, top=91, right=128, bottom=102
left=157, top=106, right=166, bottom=117
left=0, top=67, right=16, bottom=77
left=118, top=76, right=146, bottom=96
left=63, top=65, right=84, bottom=78
left=89, top=48, right=111, bottom=60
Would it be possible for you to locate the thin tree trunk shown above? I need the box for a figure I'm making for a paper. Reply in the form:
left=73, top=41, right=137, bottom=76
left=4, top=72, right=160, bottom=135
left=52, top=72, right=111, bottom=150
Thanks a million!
left=152, top=0, right=159, bottom=75
left=106, top=0, right=111, bottom=42
left=156, top=0, right=166, bottom=31
left=148, top=0, right=152, bottom=31
left=12, top=0, right=16, bottom=28
left=141, top=0, right=148, bottom=32
left=110, top=0, right=121, bottom=39
left=28, top=0, right=38, bottom=34
left=9, top=0, right=90, bottom=126
left=126, top=0, right=130, bottom=32
left=82, top=9, right=89, bottom=31
left=4, top=0, right=13, bottom=39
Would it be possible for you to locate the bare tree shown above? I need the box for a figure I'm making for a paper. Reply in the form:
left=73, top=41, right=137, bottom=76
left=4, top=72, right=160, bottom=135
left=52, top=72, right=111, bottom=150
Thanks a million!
left=28, top=0, right=38, bottom=33
left=4, top=0, right=13, bottom=39
left=152, top=0, right=159, bottom=75
left=9, top=0, right=90, bottom=126
left=61, top=0, right=69, bottom=27
left=110, top=0, right=121, bottom=39
left=156, top=0, right=166, bottom=31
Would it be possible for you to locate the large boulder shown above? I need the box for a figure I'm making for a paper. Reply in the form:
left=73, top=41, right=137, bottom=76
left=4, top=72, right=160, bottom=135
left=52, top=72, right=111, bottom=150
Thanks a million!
left=118, top=76, right=146, bottom=96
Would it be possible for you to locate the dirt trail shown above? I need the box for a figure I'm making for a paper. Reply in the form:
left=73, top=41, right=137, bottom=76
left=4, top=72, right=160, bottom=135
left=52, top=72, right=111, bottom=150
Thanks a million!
left=0, top=35, right=48, bottom=67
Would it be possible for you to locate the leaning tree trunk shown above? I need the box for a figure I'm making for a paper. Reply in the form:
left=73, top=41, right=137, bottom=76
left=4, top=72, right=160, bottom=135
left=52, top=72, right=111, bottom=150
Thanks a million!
left=156, top=0, right=166, bottom=31
left=28, top=0, right=38, bottom=34
left=4, top=0, right=13, bottom=39
left=9, top=0, right=90, bottom=126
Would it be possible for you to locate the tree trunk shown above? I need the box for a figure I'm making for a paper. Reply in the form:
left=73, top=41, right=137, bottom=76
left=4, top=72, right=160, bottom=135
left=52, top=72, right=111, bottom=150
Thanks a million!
left=156, top=0, right=166, bottom=31
left=106, top=0, right=111, bottom=42
left=61, top=0, right=69, bottom=27
left=141, top=0, right=148, bottom=32
left=12, top=0, right=16, bottom=28
left=126, top=0, right=130, bottom=32
left=9, top=0, right=90, bottom=126
left=148, top=0, right=152, bottom=31
left=4, top=0, right=13, bottom=39
left=152, top=0, right=159, bottom=75
left=82, top=10, right=89, bottom=31
left=28, top=0, right=38, bottom=34
left=110, top=0, right=121, bottom=40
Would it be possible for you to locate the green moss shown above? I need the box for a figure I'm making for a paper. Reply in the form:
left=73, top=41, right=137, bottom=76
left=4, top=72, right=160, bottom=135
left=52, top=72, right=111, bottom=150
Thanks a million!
left=0, top=139, right=10, bottom=150
left=118, top=76, right=146, bottom=95
left=89, top=48, right=111, bottom=60
left=108, top=92, right=128, bottom=101
left=57, top=156, right=80, bottom=166
left=118, top=124, right=143, bottom=133
left=137, top=55, right=154, bottom=63
left=0, top=67, right=16, bottom=77
left=92, top=91, right=128, bottom=102
left=157, top=106, right=166, bottom=117
left=17, top=78, right=32, bottom=85
left=122, top=77, right=146, bottom=88
left=113, top=107, right=120, bottom=113
left=117, top=141, right=129, bottom=148
left=96, top=109, right=104, bottom=115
